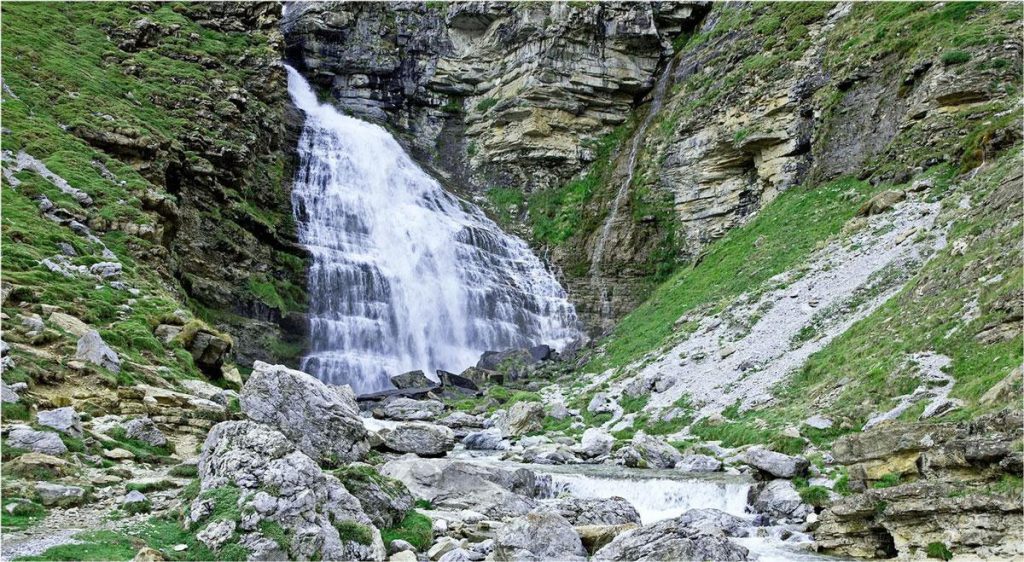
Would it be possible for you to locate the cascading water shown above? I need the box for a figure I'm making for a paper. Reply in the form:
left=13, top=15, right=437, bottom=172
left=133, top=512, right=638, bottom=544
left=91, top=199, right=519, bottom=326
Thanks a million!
left=286, top=66, right=581, bottom=394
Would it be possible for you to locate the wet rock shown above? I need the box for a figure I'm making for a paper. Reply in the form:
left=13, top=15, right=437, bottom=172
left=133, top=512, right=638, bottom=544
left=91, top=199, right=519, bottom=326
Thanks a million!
left=240, top=361, right=369, bottom=464
left=122, top=417, right=168, bottom=447
left=380, top=422, right=455, bottom=457
left=35, top=482, right=87, bottom=507
left=749, top=480, right=809, bottom=522
left=576, top=524, right=639, bottom=555
left=494, top=511, right=586, bottom=561
left=391, top=370, right=436, bottom=389
left=676, top=454, right=723, bottom=473
left=592, top=512, right=749, bottom=561
left=381, top=397, right=445, bottom=421
left=75, top=330, right=121, bottom=373
left=577, top=428, right=614, bottom=459
left=496, top=401, right=544, bottom=437
left=623, top=432, right=682, bottom=469
left=743, top=446, right=809, bottom=478
left=463, top=428, right=509, bottom=451
left=438, top=370, right=480, bottom=392
left=541, top=497, right=641, bottom=526
left=37, top=407, right=83, bottom=437
left=7, top=426, right=67, bottom=456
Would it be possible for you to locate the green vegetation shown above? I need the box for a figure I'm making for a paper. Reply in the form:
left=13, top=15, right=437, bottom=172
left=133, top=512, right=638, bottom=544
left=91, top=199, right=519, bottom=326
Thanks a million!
left=475, top=97, right=498, bottom=112
left=940, top=50, right=971, bottom=65
left=413, top=499, right=434, bottom=510
left=1, top=500, right=46, bottom=530
left=124, top=498, right=153, bottom=515
left=381, top=510, right=432, bottom=551
left=798, top=486, right=831, bottom=507
left=16, top=530, right=138, bottom=561
left=126, top=480, right=177, bottom=494
left=485, top=187, right=526, bottom=227
left=2, top=402, right=31, bottom=421
left=106, top=427, right=176, bottom=464
left=926, top=542, right=954, bottom=561
left=334, top=520, right=374, bottom=546
left=872, top=472, right=903, bottom=489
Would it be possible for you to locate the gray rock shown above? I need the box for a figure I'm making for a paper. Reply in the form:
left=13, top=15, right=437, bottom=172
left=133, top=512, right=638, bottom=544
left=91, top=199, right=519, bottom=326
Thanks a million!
left=541, top=497, right=640, bottom=526
left=20, top=314, right=45, bottom=333
left=196, top=420, right=384, bottom=561
left=179, top=379, right=234, bottom=406
left=75, top=330, right=121, bottom=372
left=749, top=479, right=809, bottom=522
left=380, top=422, right=455, bottom=457
left=382, top=397, right=445, bottom=421
left=389, top=539, right=415, bottom=553
left=549, top=402, right=571, bottom=420
left=587, top=392, right=616, bottom=415
left=676, top=454, right=723, bottom=473
left=803, top=415, right=834, bottom=430
left=240, top=361, right=369, bottom=464
left=675, top=508, right=750, bottom=537
left=428, top=537, right=459, bottom=560
left=743, top=446, right=809, bottom=478
left=123, top=490, right=149, bottom=507
left=122, top=417, right=168, bottom=447
left=577, top=428, right=614, bottom=459
left=463, top=428, right=509, bottom=451
left=7, top=426, right=67, bottom=456
left=592, top=513, right=749, bottom=561
left=391, top=370, right=436, bottom=389
left=197, top=519, right=236, bottom=551
left=439, top=411, right=486, bottom=438
left=626, top=432, right=682, bottom=469
left=335, top=462, right=414, bottom=528
left=1, top=380, right=21, bottom=403
left=36, top=407, right=83, bottom=437
left=35, top=482, right=87, bottom=507
left=494, top=511, right=586, bottom=561
left=496, top=401, right=544, bottom=437
left=89, top=261, right=123, bottom=279
left=153, top=323, right=182, bottom=344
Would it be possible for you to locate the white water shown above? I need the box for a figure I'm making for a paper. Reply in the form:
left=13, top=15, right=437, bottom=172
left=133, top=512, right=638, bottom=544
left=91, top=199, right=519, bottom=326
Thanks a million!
left=286, top=67, right=581, bottom=394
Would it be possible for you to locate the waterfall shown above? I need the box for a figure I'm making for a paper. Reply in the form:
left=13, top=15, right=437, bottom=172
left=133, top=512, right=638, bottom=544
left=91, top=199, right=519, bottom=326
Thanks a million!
left=286, top=66, right=581, bottom=394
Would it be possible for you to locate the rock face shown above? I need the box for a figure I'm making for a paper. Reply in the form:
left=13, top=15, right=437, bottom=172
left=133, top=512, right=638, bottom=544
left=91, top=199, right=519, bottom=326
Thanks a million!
left=194, top=420, right=385, bottom=561
left=240, top=361, right=369, bottom=464
left=742, top=447, right=809, bottom=478
left=380, top=456, right=545, bottom=519
left=494, top=511, right=587, bottom=562
left=592, top=513, right=749, bottom=561
left=334, top=464, right=414, bottom=529
left=817, top=410, right=1024, bottom=559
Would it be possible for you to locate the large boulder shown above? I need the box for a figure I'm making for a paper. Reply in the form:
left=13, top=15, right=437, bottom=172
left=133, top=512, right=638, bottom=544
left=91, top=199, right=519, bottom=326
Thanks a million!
left=378, top=422, right=455, bottom=457
left=676, top=454, right=723, bottom=473
left=743, top=447, right=809, bottom=478
left=194, top=420, right=385, bottom=561
left=494, top=510, right=586, bottom=561
left=380, top=398, right=444, bottom=421
left=463, top=428, right=510, bottom=451
left=439, top=411, right=486, bottom=438
left=577, top=428, right=614, bottom=459
left=623, top=432, right=682, bottom=469
left=390, top=370, right=436, bottom=390
left=540, top=497, right=640, bottom=526
left=36, top=407, right=83, bottom=437
left=240, top=361, right=369, bottom=464
left=75, top=330, right=121, bottom=372
left=749, top=480, right=810, bottom=522
left=35, top=482, right=88, bottom=507
left=333, top=464, right=414, bottom=529
left=380, top=456, right=543, bottom=519
left=675, top=509, right=750, bottom=537
left=592, top=513, right=749, bottom=561
left=496, top=402, right=544, bottom=437
left=7, top=426, right=67, bottom=456
left=122, top=417, right=168, bottom=447
left=437, top=370, right=479, bottom=392
left=184, top=328, right=232, bottom=375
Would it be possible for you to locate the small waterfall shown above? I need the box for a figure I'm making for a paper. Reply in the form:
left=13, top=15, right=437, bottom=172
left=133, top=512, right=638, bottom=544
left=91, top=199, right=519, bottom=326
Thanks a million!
left=542, top=473, right=751, bottom=524
left=589, top=58, right=678, bottom=318
left=286, top=66, right=580, bottom=394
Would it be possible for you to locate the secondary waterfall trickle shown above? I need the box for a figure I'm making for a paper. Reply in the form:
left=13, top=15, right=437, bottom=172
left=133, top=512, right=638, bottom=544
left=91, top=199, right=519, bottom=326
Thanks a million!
left=286, top=66, right=581, bottom=394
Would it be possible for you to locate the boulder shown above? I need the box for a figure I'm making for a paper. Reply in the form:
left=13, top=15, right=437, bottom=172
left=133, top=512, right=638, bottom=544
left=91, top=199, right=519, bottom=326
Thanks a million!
left=381, top=398, right=445, bottom=421
left=122, top=417, right=168, bottom=447
left=577, top=428, right=614, bottom=459
left=548, top=402, right=571, bottom=420
left=463, top=429, right=509, bottom=451
left=197, top=519, right=235, bottom=550
left=857, top=189, right=906, bottom=216
left=592, top=513, right=749, bottom=561
left=458, top=366, right=503, bottom=388
left=153, top=324, right=182, bottom=344
left=749, top=480, right=809, bottom=522
left=334, top=463, right=415, bottom=528
left=7, top=426, right=67, bottom=456
left=439, top=411, right=486, bottom=434
left=626, top=432, right=682, bottom=469
left=132, top=547, right=167, bottom=562
left=47, top=311, right=90, bottom=337
left=380, top=422, right=455, bottom=457
left=89, top=261, right=122, bottom=279
left=35, top=482, right=87, bottom=507
left=195, top=420, right=385, bottom=561
left=587, top=392, right=616, bottom=415
left=390, top=551, right=417, bottom=562
left=802, top=415, right=834, bottom=430
left=122, top=490, right=149, bottom=511
left=179, top=379, right=235, bottom=406
left=36, top=407, right=83, bottom=437
left=380, top=456, right=542, bottom=519
left=477, top=348, right=534, bottom=372
left=576, top=524, right=638, bottom=555
left=541, top=497, right=640, bottom=526
left=75, top=330, right=121, bottom=373
left=391, top=370, right=436, bottom=389
left=1, top=380, right=20, bottom=403
left=675, top=508, right=750, bottom=537
left=5, top=452, right=71, bottom=478
left=496, top=401, right=544, bottom=437
left=427, top=537, right=459, bottom=560
left=240, top=361, right=369, bottom=464
left=743, top=446, right=809, bottom=478
left=437, top=370, right=479, bottom=392
left=494, top=511, right=586, bottom=561
left=676, top=454, right=723, bottom=473
left=186, top=329, right=232, bottom=375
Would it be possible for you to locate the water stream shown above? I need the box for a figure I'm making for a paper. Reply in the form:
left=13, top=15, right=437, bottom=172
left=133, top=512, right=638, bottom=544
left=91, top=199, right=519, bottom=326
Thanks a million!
left=286, top=66, right=581, bottom=394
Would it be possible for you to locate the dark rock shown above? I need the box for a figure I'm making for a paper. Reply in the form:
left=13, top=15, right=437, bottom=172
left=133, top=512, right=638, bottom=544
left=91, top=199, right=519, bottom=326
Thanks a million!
left=391, top=370, right=438, bottom=390
left=438, top=370, right=479, bottom=392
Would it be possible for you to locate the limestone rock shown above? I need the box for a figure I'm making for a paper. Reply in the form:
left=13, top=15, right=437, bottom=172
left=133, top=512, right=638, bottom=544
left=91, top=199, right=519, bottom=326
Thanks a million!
left=624, top=432, right=682, bottom=469
left=592, top=513, right=749, bottom=561
left=676, top=454, right=723, bottom=473
left=496, top=401, right=544, bottom=437
left=7, top=426, right=67, bottom=456
left=132, top=547, right=168, bottom=562
left=463, top=428, right=509, bottom=451
left=123, top=490, right=149, bottom=510
left=541, top=497, right=640, bottom=526
left=47, top=311, right=90, bottom=337
left=494, top=511, right=586, bottom=561
left=857, top=190, right=906, bottom=217
left=391, top=370, right=436, bottom=389
left=381, top=397, right=445, bottom=421
left=802, top=415, right=834, bottom=430
left=36, top=407, right=83, bottom=437
left=35, top=482, right=87, bottom=507
left=576, top=524, right=639, bottom=555
left=577, top=428, right=614, bottom=459
left=749, top=480, right=810, bottom=522
left=240, top=361, right=369, bottom=464
left=379, top=422, right=455, bottom=457
left=1, top=380, right=19, bottom=403
left=75, top=330, right=121, bottom=373
left=335, top=463, right=415, bottom=529
left=122, top=417, right=168, bottom=447
left=743, top=447, right=809, bottom=478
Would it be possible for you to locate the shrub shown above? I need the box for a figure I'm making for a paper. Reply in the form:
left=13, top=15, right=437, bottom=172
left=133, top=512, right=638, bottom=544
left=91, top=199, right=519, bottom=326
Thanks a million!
left=940, top=50, right=970, bottom=65
left=872, top=472, right=902, bottom=489
left=381, top=510, right=432, bottom=551
left=799, top=486, right=831, bottom=507
left=475, top=98, right=498, bottom=112
left=335, top=520, right=374, bottom=546
left=926, top=542, right=953, bottom=560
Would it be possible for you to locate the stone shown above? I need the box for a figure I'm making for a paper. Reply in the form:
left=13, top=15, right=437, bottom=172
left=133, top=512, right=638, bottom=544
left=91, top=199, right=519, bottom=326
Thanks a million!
left=153, top=323, right=183, bottom=344
left=749, top=480, right=809, bottom=522
left=381, top=397, right=445, bottom=421
left=439, top=411, right=486, bottom=432
left=857, top=189, right=906, bottom=216
left=335, top=463, right=414, bottom=528
left=389, top=539, right=415, bottom=553
left=541, top=497, right=640, bottom=526
left=432, top=518, right=448, bottom=535
left=380, top=456, right=542, bottom=519
left=803, top=415, right=834, bottom=430
left=104, top=447, right=136, bottom=460
left=626, top=432, right=682, bottom=469
left=179, top=378, right=233, bottom=405
left=427, top=537, right=459, bottom=560
left=438, top=370, right=480, bottom=392
left=576, top=524, right=639, bottom=555
left=548, top=402, right=571, bottom=420
left=494, top=511, right=587, bottom=561
left=197, top=519, right=236, bottom=550
left=75, top=330, right=121, bottom=373
left=89, top=261, right=123, bottom=279
left=676, top=454, right=723, bottom=473
left=438, top=548, right=477, bottom=562
left=47, top=311, right=90, bottom=337
left=463, top=428, right=509, bottom=451
left=675, top=508, right=750, bottom=537
left=380, top=422, right=455, bottom=457
left=743, top=446, right=809, bottom=478
left=5, top=453, right=71, bottom=478
left=132, top=547, right=167, bottom=562
left=390, top=551, right=417, bottom=562
left=587, top=392, right=616, bottom=415
left=37, top=407, right=83, bottom=437
left=7, top=426, right=67, bottom=456
left=577, top=428, right=614, bottom=458
left=391, top=370, right=437, bottom=389
left=458, top=366, right=503, bottom=388
left=1, top=380, right=19, bottom=403
left=592, top=513, right=749, bottom=561
left=241, top=361, right=369, bottom=464
left=186, top=329, right=233, bottom=375
left=123, top=490, right=149, bottom=509
left=35, top=482, right=87, bottom=507
left=496, top=401, right=544, bottom=437
left=222, top=365, right=244, bottom=388
left=122, top=417, right=168, bottom=447
left=20, top=314, right=45, bottom=333
left=980, top=367, right=1022, bottom=405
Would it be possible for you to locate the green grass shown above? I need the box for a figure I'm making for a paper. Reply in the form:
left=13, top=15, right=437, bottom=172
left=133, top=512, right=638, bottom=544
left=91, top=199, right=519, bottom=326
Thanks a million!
left=872, top=472, right=903, bottom=489
left=126, top=480, right=177, bottom=494
left=940, top=50, right=971, bottom=65
left=381, top=510, right=432, bottom=551
left=1, top=500, right=47, bottom=530
left=799, top=486, right=831, bottom=507
left=619, top=394, right=649, bottom=414
left=16, top=530, right=137, bottom=561
left=2, top=402, right=31, bottom=421
left=334, top=521, right=373, bottom=546
left=105, top=427, right=176, bottom=464
left=485, top=187, right=526, bottom=227
left=926, top=542, right=954, bottom=561
left=475, top=98, right=498, bottom=112
left=168, top=464, right=199, bottom=478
